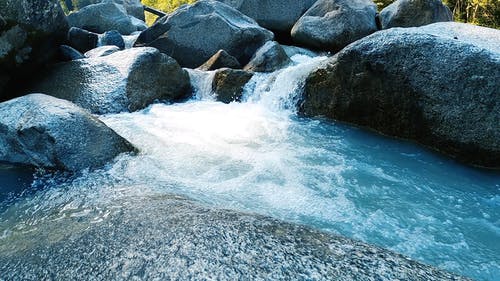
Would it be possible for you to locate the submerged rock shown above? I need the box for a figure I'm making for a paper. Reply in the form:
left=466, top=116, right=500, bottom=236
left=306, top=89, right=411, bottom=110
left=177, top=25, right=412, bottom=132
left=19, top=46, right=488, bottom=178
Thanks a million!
left=213, top=68, right=253, bottom=103
left=0, top=94, right=135, bottom=171
left=31, top=47, right=191, bottom=114
left=198, top=50, right=242, bottom=71
left=291, top=0, right=378, bottom=52
left=216, top=0, right=317, bottom=33
left=0, top=192, right=470, bottom=280
left=244, top=41, right=291, bottom=73
left=380, top=0, right=453, bottom=29
left=134, top=0, right=274, bottom=68
left=301, top=22, right=500, bottom=168
left=0, top=0, right=68, bottom=101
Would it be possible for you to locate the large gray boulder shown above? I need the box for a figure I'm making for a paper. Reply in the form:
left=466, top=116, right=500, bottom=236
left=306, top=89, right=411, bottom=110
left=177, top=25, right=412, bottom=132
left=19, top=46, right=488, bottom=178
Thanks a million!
left=380, top=0, right=453, bottom=29
left=134, top=0, right=274, bottom=68
left=244, top=41, right=291, bottom=72
left=62, top=0, right=145, bottom=21
left=301, top=22, right=500, bottom=168
left=67, top=2, right=139, bottom=35
left=0, top=94, right=135, bottom=171
left=0, top=0, right=68, bottom=101
left=216, top=0, right=317, bottom=33
left=31, top=47, right=191, bottom=114
left=291, top=0, right=378, bottom=52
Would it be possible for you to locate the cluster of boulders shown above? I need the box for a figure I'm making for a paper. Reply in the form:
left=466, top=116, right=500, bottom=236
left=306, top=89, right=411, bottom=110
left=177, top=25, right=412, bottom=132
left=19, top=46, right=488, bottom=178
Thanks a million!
left=0, top=0, right=498, bottom=171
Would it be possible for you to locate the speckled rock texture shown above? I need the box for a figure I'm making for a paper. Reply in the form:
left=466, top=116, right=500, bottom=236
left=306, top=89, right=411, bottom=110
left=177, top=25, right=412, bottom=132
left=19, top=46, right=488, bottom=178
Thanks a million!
left=244, top=41, right=291, bottom=73
left=212, top=68, right=253, bottom=103
left=0, top=94, right=135, bottom=171
left=0, top=193, right=470, bottom=280
left=301, top=22, right=500, bottom=168
left=134, top=0, right=274, bottom=68
left=198, top=49, right=241, bottom=71
left=63, top=0, right=145, bottom=21
left=380, top=0, right=453, bottom=29
left=291, top=0, right=378, bottom=52
left=30, top=47, right=191, bottom=114
left=0, top=0, right=68, bottom=101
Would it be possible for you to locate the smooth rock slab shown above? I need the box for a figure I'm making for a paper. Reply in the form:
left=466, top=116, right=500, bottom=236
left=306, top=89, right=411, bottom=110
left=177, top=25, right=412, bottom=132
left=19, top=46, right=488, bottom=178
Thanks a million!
left=0, top=94, right=135, bottom=171
left=0, top=193, right=470, bottom=280
left=301, top=22, right=500, bottom=168
left=31, top=47, right=191, bottom=114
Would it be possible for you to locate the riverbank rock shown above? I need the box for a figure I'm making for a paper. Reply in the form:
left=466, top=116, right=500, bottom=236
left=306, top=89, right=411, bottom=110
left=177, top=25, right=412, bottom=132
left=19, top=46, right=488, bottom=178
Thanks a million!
left=63, top=0, right=145, bottom=21
left=30, top=47, right=191, bottom=114
left=380, top=0, right=453, bottom=29
left=244, top=41, right=291, bottom=73
left=58, top=45, right=85, bottom=61
left=301, top=22, right=500, bottom=168
left=67, top=2, right=139, bottom=35
left=216, top=0, right=317, bottom=33
left=0, top=0, right=68, bottom=101
left=67, top=27, right=99, bottom=53
left=291, top=0, right=378, bottom=52
left=100, top=30, right=125, bottom=49
left=198, top=50, right=241, bottom=71
left=134, top=0, right=274, bottom=68
left=213, top=68, right=253, bottom=103
left=0, top=94, right=135, bottom=171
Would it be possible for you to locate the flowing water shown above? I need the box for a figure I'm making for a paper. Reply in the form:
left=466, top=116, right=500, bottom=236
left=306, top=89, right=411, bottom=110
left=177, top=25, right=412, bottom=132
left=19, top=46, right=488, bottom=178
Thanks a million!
left=0, top=55, right=499, bottom=280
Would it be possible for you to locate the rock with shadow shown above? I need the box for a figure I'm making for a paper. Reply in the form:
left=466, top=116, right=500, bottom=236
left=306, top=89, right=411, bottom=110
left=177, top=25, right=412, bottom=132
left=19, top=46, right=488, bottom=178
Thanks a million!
left=379, top=0, right=453, bottom=29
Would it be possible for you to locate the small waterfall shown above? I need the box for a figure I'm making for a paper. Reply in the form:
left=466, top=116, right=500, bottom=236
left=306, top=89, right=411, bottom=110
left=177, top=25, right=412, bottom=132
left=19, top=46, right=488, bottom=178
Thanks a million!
left=185, top=69, right=217, bottom=100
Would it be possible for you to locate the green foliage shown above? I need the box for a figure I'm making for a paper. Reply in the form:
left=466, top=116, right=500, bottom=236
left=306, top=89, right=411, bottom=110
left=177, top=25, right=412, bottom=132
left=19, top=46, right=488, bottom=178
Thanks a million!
left=142, top=0, right=196, bottom=25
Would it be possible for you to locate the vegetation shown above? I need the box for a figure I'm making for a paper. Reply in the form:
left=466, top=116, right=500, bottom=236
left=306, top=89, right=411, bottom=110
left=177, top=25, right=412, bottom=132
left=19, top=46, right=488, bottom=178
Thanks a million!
left=142, top=0, right=196, bottom=25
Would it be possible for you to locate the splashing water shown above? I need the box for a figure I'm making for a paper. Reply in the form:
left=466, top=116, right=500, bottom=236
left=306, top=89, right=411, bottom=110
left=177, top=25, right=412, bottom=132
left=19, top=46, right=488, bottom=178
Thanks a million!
left=0, top=55, right=499, bottom=280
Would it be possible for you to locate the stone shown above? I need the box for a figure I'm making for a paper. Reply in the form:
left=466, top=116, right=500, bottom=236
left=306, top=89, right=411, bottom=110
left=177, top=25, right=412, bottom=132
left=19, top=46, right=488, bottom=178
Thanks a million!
left=0, top=0, right=68, bottom=101
left=65, top=0, right=145, bottom=21
left=212, top=68, right=253, bottom=103
left=59, top=45, right=85, bottom=61
left=134, top=0, right=274, bottom=68
left=67, top=2, right=139, bottom=35
left=198, top=50, right=241, bottom=71
left=300, top=22, right=500, bottom=168
left=244, top=41, right=291, bottom=72
left=291, top=0, right=378, bottom=52
left=216, top=0, right=317, bottom=33
left=84, top=45, right=121, bottom=58
left=30, top=47, right=192, bottom=114
left=67, top=27, right=99, bottom=53
left=100, top=30, right=125, bottom=49
left=0, top=94, right=135, bottom=171
left=380, top=0, right=453, bottom=29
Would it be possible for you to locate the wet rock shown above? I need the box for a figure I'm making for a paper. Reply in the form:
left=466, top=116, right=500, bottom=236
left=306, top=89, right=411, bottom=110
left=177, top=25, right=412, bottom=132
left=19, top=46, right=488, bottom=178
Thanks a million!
left=291, top=0, right=378, bottom=52
left=0, top=94, right=135, bottom=171
left=198, top=50, right=241, bottom=71
left=301, top=22, right=500, bottom=168
left=244, top=41, right=291, bottom=73
left=135, top=0, right=274, bottom=68
left=58, top=45, right=85, bottom=61
left=282, top=45, right=319, bottom=58
left=67, top=2, right=139, bottom=35
left=67, top=27, right=99, bottom=53
left=0, top=0, right=68, bottom=101
left=84, top=45, right=121, bottom=58
left=100, top=30, right=125, bottom=49
left=380, top=0, right=453, bottom=29
left=31, top=47, right=191, bottom=114
left=216, top=0, right=317, bottom=33
left=0, top=193, right=471, bottom=280
left=213, top=68, right=253, bottom=103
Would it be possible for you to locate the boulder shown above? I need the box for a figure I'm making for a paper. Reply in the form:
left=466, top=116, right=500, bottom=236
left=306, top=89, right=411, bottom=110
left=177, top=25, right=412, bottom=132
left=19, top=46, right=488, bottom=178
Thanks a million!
left=198, top=50, right=241, bottom=71
left=291, top=0, right=378, bottom=52
left=216, top=0, right=317, bottom=33
left=67, top=27, right=99, bottom=53
left=212, top=68, right=253, bottom=103
left=301, top=22, right=500, bottom=168
left=58, top=45, right=85, bottom=61
left=0, top=0, right=68, bottom=101
left=380, top=0, right=453, bottom=29
left=67, top=2, right=139, bottom=35
left=0, top=94, right=135, bottom=171
left=84, top=45, right=121, bottom=57
left=134, top=0, right=274, bottom=68
left=64, top=0, right=145, bottom=21
left=30, top=47, right=192, bottom=114
left=244, top=41, right=291, bottom=72
left=100, top=30, right=125, bottom=49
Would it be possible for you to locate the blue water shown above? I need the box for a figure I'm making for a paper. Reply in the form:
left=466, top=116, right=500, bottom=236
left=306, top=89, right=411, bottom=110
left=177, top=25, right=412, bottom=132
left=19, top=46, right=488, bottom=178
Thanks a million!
left=0, top=56, right=499, bottom=280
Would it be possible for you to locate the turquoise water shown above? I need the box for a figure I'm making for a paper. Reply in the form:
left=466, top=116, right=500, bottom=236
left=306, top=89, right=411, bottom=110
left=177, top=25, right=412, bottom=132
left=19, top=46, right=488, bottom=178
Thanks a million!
left=0, top=56, right=499, bottom=280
